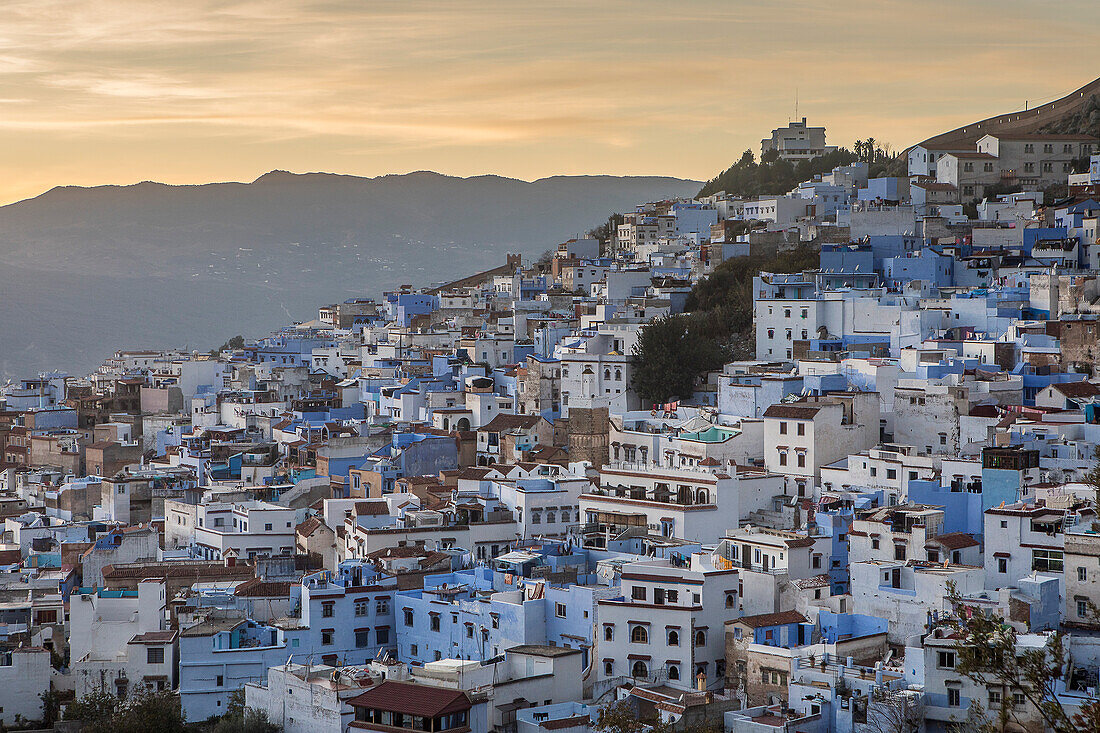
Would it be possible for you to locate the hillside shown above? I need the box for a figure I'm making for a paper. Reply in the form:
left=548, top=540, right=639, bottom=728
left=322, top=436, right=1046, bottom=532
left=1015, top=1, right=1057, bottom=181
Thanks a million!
left=916, top=76, right=1100, bottom=150
left=0, top=171, right=700, bottom=378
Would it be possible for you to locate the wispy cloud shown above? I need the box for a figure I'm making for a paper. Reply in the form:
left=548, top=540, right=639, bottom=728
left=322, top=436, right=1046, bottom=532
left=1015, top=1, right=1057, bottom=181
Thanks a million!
left=0, top=0, right=1097, bottom=203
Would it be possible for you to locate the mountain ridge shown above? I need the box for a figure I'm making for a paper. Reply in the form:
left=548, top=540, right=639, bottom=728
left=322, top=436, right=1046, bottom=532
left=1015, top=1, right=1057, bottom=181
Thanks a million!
left=0, top=169, right=700, bottom=378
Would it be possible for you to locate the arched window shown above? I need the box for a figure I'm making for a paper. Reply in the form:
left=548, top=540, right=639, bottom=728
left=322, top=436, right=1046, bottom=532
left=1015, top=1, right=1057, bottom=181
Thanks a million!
left=696, top=489, right=709, bottom=505
left=725, top=593, right=735, bottom=609
left=695, top=630, right=706, bottom=647
left=604, top=626, right=614, bottom=642
left=631, top=660, right=648, bottom=679
left=667, top=630, right=679, bottom=646
left=630, top=625, right=648, bottom=644
left=604, top=369, right=611, bottom=381
left=604, top=660, right=614, bottom=676
left=545, top=511, right=555, bottom=524
left=667, top=664, right=680, bottom=681
left=615, top=369, right=622, bottom=381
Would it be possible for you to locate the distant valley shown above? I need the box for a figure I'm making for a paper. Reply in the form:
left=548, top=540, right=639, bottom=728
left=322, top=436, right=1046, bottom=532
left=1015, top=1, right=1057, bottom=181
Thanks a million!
left=0, top=171, right=700, bottom=378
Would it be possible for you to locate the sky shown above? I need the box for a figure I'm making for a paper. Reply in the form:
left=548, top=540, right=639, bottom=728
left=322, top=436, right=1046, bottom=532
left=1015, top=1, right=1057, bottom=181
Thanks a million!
left=1, top=0, right=1098, bottom=204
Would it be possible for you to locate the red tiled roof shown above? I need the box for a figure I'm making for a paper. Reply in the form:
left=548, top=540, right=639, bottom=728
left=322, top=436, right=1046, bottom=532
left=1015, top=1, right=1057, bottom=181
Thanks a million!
left=763, top=404, right=820, bottom=419
left=927, top=532, right=980, bottom=550
left=734, top=610, right=808, bottom=628
left=1053, top=381, right=1100, bottom=398
left=346, top=681, right=471, bottom=717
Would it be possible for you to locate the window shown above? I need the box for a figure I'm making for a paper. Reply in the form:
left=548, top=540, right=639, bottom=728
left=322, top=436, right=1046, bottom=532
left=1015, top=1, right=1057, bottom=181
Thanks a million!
left=403, top=609, right=414, bottom=626
left=1078, top=567, right=1087, bottom=582
left=147, top=647, right=164, bottom=664
left=997, top=557, right=1007, bottom=573
left=376, top=627, right=390, bottom=644
left=667, top=630, right=679, bottom=646
left=796, top=423, right=805, bottom=436
left=555, top=603, right=567, bottom=618
left=894, top=545, right=907, bottom=561
left=989, top=689, right=1002, bottom=707
left=355, top=630, right=369, bottom=648
left=1032, top=549, right=1063, bottom=572
left=667, top=664, right=680, bottom=681
left=410, top=644, right=418, bottom=656
left=779, top=422, right=787, bottom=435
left=265, top=523, right=273, bottom=531
left=947, top=688, right=960, bottom=707
left=1078, top=598, right=1089, bottom=618
left=937, top=651, right=956, bottom=669
left=321, top=629, right=334, bottom=645
left=354, top=600, right=368, bottom=616
left=322, top=602, right=335, bottom=618
left=630, top=625, right=648, bottom=643
left=604, top=626, right=614, bottom=641
left=694, top=630, right=706, bottom=647
left=779, top=451, right=787, bottom=466
left=604, top=661, right=614, bottom=676
left=216, top=675, right=224, bottom=687
left=796, top=453, right=805, bottom=468
left=430, top=615, right=440, bottom=632
left=465, top=625, right=473, bottom=638
left=631, top=586, right=647, bottom=601
left=725, top=593, right=735, bottom=608
left=631, top=661, right=648, bottom=679
left=1013, top=692, right=1026, bottom=707
left=376, top=598, right=389, bottom=614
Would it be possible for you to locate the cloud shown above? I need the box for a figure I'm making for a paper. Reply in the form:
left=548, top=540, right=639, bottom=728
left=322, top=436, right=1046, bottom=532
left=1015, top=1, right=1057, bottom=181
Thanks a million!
left=0, top=0, right=1097, bottom=203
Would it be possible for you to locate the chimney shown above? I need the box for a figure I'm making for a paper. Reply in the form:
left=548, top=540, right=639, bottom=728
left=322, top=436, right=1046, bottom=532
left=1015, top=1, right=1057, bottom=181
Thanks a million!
left=696, top=671, right=706, bottom=691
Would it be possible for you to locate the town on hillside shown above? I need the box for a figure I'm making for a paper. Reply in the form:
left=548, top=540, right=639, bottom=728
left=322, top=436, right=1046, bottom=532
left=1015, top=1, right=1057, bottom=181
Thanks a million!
left=3, top=107, right=1100, bottom=733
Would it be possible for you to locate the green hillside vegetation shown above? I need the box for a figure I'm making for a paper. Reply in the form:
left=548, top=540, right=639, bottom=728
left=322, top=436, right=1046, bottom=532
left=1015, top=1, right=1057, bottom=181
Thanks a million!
left=697, top=141, right=901, bottom=199
left=631, top=244, right=820, bottom=403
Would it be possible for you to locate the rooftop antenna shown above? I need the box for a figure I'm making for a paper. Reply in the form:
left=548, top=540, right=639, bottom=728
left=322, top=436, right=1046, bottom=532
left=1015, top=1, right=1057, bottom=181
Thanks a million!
left=795, top=87, right=798, bottom=123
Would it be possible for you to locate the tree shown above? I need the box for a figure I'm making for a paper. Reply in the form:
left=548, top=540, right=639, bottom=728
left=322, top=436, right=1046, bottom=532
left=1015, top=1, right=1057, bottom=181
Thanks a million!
left=862, top=689, right=923, bottom=733
left=1083, top=444, right=1100, bottom=505
left=115, top=689, right=186, bottom=733
left=945, top=583, right=1100, bottom=733
left=64, top=689, right=120, bottom=733
left=40, top=688, right=63, bottom=727
left=595, top=701, right=669, bottom=733
left=213, top=334, right=246, bottom=354
left=593, top=700, right=721, bottom=733
left=213, top=688, right=282, bottom=733
left=631, top=314, right=730, bottom=404
left=64, top=688, right=186, bottom=733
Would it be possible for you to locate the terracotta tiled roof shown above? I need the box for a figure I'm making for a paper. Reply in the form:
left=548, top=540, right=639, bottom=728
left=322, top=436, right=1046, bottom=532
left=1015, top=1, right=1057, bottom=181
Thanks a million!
left=927, top=532, right=980, bottom=550
left=346, top=681, right=471, bottom=717
left=763, top=404, right=821, bottom=419
left=734, top=610, right=809, bottom=628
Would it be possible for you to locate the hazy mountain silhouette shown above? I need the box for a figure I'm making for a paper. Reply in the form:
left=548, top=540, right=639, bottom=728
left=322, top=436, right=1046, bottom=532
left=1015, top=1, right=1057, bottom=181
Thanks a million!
left=0, top=170, right=699, bottom=378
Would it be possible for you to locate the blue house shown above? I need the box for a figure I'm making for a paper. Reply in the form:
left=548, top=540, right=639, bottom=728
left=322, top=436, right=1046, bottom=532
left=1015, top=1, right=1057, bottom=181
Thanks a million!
left=178, top=559, right=398, bottom=720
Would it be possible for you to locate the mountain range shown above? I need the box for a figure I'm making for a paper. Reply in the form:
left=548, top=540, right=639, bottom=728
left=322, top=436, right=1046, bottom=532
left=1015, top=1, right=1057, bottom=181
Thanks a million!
left=0, top=170, right=700, bottom=378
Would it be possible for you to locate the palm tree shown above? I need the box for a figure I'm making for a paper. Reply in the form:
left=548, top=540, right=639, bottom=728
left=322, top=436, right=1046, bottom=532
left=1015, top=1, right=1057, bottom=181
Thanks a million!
left=866, top=137, right=877, bottom=163
left=854, top=139, right=864, bottom=160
